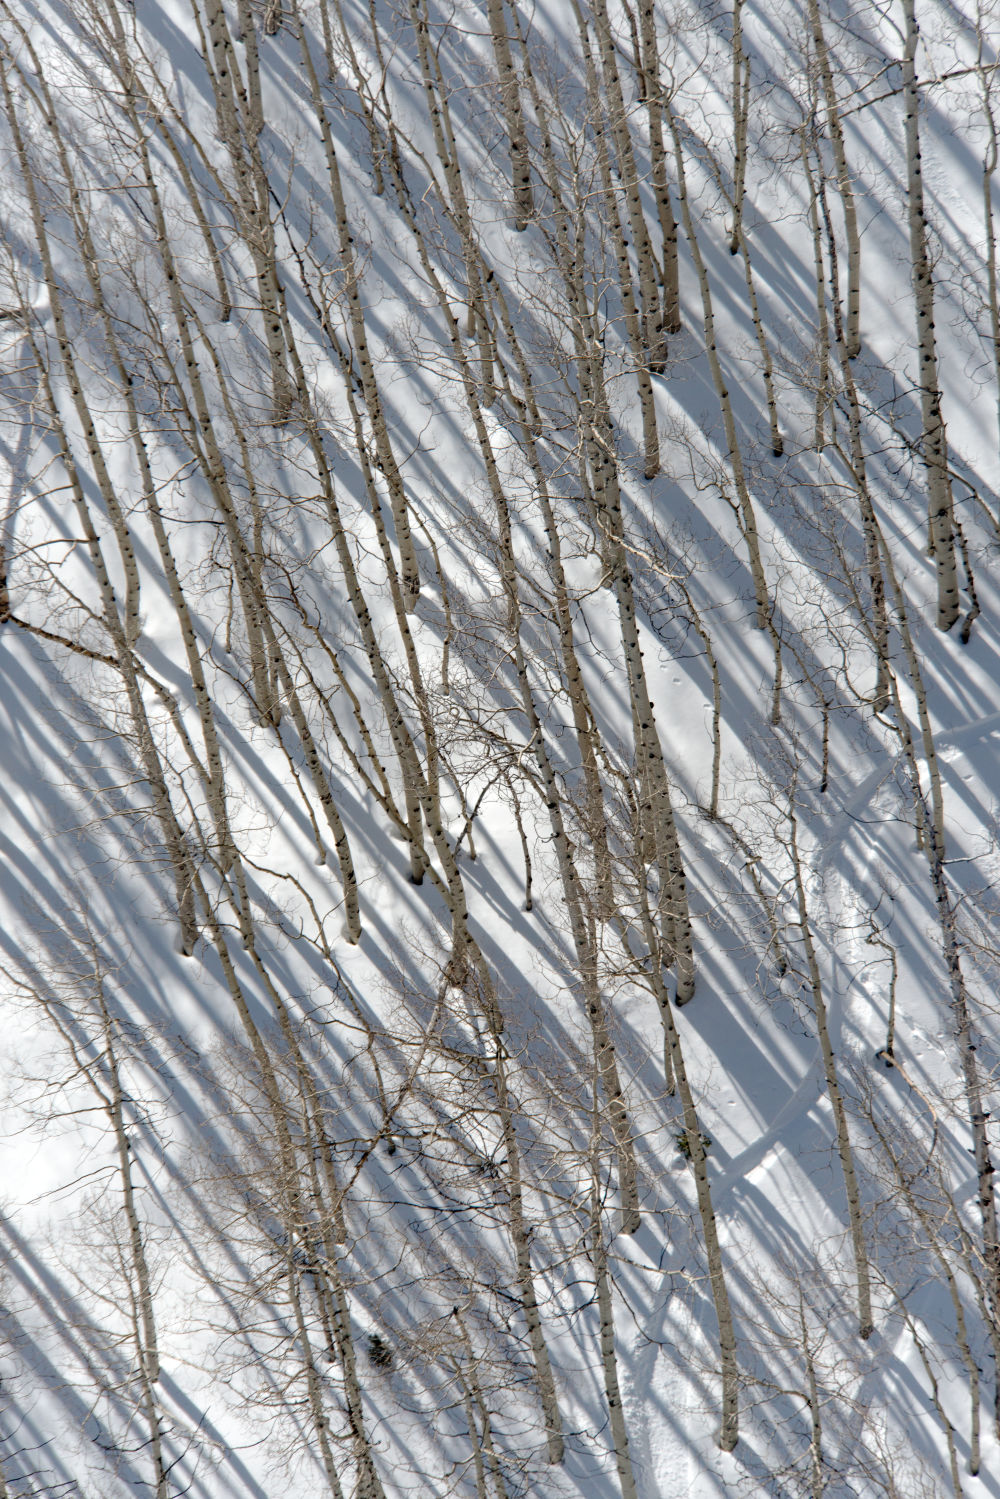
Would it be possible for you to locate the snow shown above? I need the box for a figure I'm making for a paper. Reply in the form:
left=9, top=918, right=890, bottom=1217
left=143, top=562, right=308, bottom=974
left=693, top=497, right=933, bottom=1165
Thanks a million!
left=1, top=0, right=1000, bottom=1494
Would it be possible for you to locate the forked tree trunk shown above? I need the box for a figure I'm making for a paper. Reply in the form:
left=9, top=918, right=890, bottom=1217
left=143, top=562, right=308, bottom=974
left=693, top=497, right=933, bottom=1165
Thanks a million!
left=806, top=0, right=862, bottom=358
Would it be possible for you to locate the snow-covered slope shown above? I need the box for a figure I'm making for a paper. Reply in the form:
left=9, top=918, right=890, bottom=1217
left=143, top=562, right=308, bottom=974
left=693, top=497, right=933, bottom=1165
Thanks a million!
left=1, top=0, right=1000, bottom=1494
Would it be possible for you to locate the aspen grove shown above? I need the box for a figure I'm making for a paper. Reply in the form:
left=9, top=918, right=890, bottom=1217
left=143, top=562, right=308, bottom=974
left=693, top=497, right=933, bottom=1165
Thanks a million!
left=1, top=0, right=1000, bottom=1495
